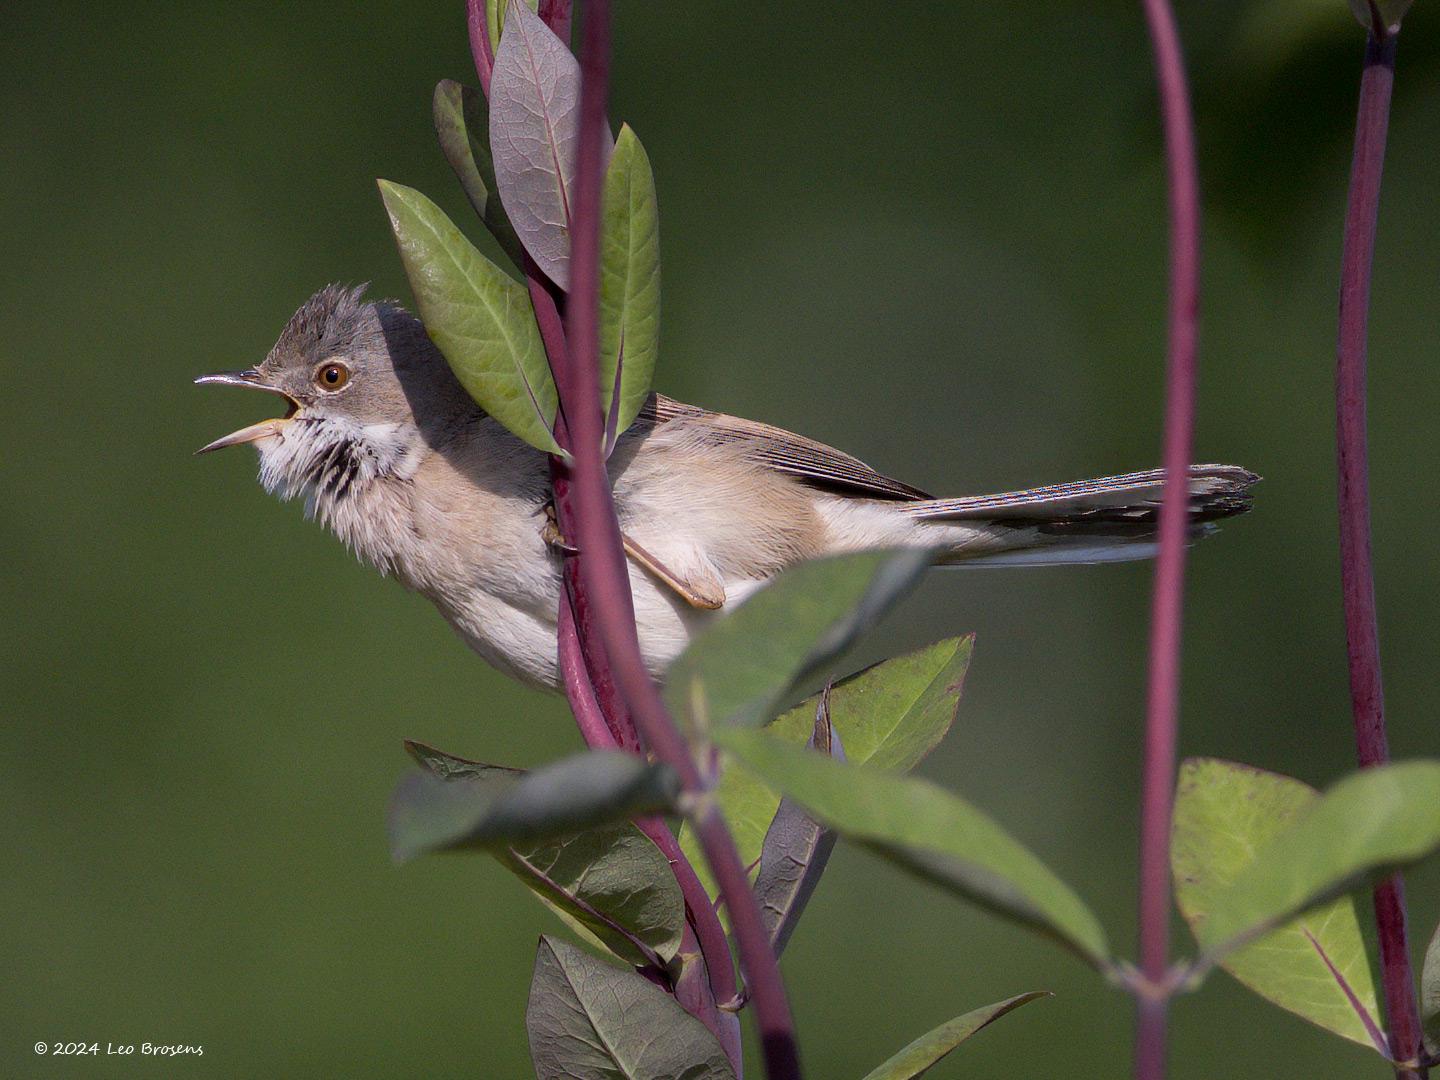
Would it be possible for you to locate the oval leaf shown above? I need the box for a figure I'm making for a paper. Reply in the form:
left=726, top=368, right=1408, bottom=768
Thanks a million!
left=527, top=936, right=737, bottom=1080
left=599, top=124, right=661, bottom=447
left=404, top=741, right=684, bottom=966
left=490, top=0, right=601, bottom=290
left=378, top=179, right=562, bottom=453
left=859, top=992, right=1050, bottom=1080
left=712, top=726, right=1110, bottom=966
left=1172, top=758, right=1381, bottom=1046
left=388, top=749, right=679, bottom=862
left=432, top=80, right=525, bottom=268
left=505, top=823, right=686, bottom=967
left=665, top=549, right=932, bottom=734
left=1199, top=760, right=1440, bottom=960
left=679, top=637, right=972, bottom=909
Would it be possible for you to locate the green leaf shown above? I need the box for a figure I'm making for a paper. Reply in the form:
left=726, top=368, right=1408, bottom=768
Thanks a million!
left=1199, top=760, right=1440, bottom=960
left=1348, top=0, right=1412, bottom=33
left=504, top=824, right=686, bottom=967
left=1420, top=916, right=1440, bottom=1057
left=665, top=549, right=931, bottom=734
left=679, top=637, right=972, bottom=909
left=485, top=0, right=539, bottom=55
left=388, top=749, right=679, bottom=862
left=598, top=124, right=661, bottom=447
left=527, top=936, right=737, bottom=1080
left=404, top=742, right=685, bottom=966
left=712, top=726, right=1110, bottom=966
left=1172, top=758, right=1381, bottom=1046
left=858, top=992, right=1050, bottom=1080
left=378, top=179, right=562, bottom=454
left=431, top=80, right=525, bottom=269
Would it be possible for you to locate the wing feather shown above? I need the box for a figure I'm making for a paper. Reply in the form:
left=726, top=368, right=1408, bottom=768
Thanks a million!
left=638, top=394, right=931, bottom=502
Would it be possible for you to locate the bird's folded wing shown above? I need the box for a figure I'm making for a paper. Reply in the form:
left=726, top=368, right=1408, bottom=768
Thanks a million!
left=640, top=394, right=932, bottom=502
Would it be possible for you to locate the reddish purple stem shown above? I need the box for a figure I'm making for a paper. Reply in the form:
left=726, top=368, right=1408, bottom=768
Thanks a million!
left=1135, top=1, right=1199, bottom=1078
left=1335, top=26, right=1426, bottom=1080
left=465, top=0, right=494, bottom=94
left=557, top=3, right=802, bottom=1075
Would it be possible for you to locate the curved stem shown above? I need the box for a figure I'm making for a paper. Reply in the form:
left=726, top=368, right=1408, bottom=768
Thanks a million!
left=556, top=2, right=802, bottom=1075
left=1335, top=27, right=1425, bottom=1080
left=1135, top=1, right=1200, bottom=1078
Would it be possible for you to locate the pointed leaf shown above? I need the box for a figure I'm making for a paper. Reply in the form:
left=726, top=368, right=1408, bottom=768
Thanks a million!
left=486, top=0, right=538, bottom=55
left=665, top=549, right=931, bottom=734
left=599, top=124, right=661, bottom=446
left=432, top=80, right=525, bottom=268
left=378, top=180, right=562, bottom=454
left=1199, top=760, right=1440, bottom=960
left=389, top=749, right=678, bottom=862
left=680, top=637, right=972, bottom=909
left=859, top=992, right=1050, bottom=1080
left=713, top=726, right=1110, bottom=966
left=504, top=823, right=686, bottom=966
left=1172, top=758, right=1381, bottom=1046
left=404, top=742, right=684, bottom=965
left=490, top=0, right=611, bottom=290
left=753, top=697, right=843, bottom=956
left=1421, top=916, right=1440, bottom=1057
left=527, top=936, right=737, bottom=1080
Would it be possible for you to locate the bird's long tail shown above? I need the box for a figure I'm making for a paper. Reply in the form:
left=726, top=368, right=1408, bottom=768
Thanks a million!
left=902, top=464, right=1259, bottom=567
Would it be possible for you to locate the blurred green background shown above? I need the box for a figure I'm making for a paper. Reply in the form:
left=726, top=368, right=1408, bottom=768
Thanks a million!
left=6, top=1, right=1440, bottom=1076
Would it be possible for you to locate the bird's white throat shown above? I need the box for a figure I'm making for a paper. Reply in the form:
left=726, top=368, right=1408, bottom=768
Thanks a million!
left=255, top=414, right=425, bottom=573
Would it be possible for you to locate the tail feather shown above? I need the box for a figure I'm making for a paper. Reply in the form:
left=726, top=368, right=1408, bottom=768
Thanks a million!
left=907, top=464, right=1259, bottom=568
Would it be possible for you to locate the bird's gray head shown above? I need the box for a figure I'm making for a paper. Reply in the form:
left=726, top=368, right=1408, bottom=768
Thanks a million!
left=196, top=284, right=477, bottom=504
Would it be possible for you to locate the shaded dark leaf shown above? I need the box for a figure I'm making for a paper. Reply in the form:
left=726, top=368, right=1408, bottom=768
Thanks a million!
left=753, top=693, right=843, bottom=956
left=527, top=936, right=736, bottom=1079
left=431, top=79, right=525, bottom=268
left=389, top=750, right=679, bottom=862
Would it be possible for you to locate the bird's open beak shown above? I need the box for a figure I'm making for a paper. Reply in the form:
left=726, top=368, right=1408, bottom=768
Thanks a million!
left=194, top=370, right=301, bottom=455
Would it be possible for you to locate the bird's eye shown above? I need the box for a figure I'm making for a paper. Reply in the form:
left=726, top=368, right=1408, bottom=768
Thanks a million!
left=316, top=362, right=350, bottom=390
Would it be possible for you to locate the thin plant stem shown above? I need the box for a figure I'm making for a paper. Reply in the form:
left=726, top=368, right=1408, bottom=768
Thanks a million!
left=556, top=2, right=802, bottom=1075
left=1334, top=23, right=1425, bottom=1079
left=1135, top=1, right=1200, bottom=1077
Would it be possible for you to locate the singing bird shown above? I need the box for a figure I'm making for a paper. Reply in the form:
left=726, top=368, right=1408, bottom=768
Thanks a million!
left=197, top=285, right=1257, bottom=689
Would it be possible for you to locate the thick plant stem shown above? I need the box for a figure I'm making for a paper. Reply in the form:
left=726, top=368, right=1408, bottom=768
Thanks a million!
left=1135, top=1, right=1200, bottom=1078
left=1335, top=27, right=1425, bottom=1080
left=556, top=2, right=802, bottom=1075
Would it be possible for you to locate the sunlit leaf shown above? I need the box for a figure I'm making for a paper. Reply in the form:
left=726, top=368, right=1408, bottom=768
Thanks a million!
left=680, top=637, right=972, bottom=910
left=432, top=79, right=525, bottom=268
left=1199, top=760, right=1440, bottom=960
left=526, top=936, right=737, bottom=1079
left=1172, top=758, right=1381, bottom=1046
left=665, top=549, right=931, bottom=735
left=599, top=124, right=660, bottom=447
left=490, top=0, right=612, bottom=289
left=753, top=696, right=842, bottom=956
left=378, top=179, right=562, bottom=454
left=713, top=726, right=1110, bottom=966
left=388, top=749, right=678, bottom=862
left=859, top=992, right=1050, bottom=1080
